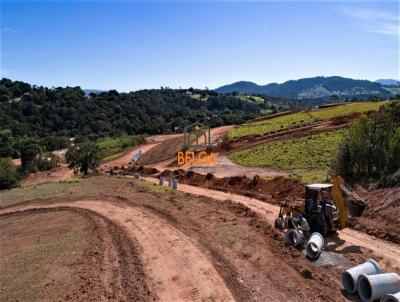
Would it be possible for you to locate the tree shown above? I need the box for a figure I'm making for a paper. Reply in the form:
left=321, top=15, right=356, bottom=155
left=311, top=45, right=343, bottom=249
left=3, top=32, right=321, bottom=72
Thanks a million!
left=0, top=129, right=14, bottom=157
left=333, top=101, right=400, bottom=184
left=66, top=142, right=100, bottom=175
left=330, top=94, right=339, bottom=102
left=19, top=137, right=42, bottom=174
left=0, top=158, right=19, bottom=190
left=388, top=128, right=400, bottom=171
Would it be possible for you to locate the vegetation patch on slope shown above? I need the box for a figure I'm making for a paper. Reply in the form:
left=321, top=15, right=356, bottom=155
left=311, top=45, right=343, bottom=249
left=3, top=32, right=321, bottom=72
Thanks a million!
left=332, top=100, right=400, bottom=184
left=229, top=129, right=345, bottom=170
left=97, top=135, right=145, bottom=160
left=228, top=101, right=387, bottom=139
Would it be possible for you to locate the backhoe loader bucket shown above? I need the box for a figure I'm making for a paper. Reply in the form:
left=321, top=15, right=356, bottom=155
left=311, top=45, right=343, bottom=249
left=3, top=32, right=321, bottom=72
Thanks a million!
left=341, top=182, right=368, bottom=217
left=347, top=200, right=367, bottom=217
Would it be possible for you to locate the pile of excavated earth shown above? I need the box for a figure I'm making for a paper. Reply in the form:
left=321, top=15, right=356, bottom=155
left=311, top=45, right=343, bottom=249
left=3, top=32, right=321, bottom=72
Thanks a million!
left=350, top=188, right=400, bottom=244
left=159, top=169, right=304, bottom=205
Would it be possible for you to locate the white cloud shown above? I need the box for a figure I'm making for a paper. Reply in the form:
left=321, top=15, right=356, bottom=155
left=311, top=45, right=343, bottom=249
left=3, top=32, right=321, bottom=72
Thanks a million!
left=340, top=7, right=399, bottom=37
left=3, top=28, right=21, bottom=34
left=368, top=23, right=399, bottom=36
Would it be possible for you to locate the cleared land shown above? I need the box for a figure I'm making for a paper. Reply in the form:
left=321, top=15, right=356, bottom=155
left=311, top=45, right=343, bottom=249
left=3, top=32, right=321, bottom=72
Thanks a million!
left=0, top=176, right=354, bottom=301
left=228, top=101, right=387, bottom=139
left=0, top=210, right=89, bottom=301
left=0, top=206, right=154, bottom=301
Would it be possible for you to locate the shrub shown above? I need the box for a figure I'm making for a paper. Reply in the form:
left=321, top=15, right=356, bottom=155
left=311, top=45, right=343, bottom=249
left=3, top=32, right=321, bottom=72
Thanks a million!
left=66, top=142, right=101, bottom=175
left=0, top=158, right=19, bottom=190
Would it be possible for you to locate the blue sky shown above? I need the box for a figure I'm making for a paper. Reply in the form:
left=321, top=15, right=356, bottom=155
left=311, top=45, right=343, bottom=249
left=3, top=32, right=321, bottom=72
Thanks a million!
left=1, top=0, right=399, bottom=91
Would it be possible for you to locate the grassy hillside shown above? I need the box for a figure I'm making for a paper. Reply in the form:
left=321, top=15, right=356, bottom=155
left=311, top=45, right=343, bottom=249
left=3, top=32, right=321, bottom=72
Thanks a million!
left=236, top=95, right=264, bottom=103
left=228, top=101, right=387, bottom=139
left=229, top=129, right=346, bottom=182
left=97, top=135, right=144, bottom=159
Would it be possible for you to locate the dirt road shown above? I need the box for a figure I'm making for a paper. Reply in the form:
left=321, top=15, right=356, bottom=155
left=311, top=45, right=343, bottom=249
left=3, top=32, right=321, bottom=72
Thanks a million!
left=1, top=200, right=235, bottom=301
left=102, top=143, right=159, bottom=170
left=144, top=177, right=400, bottom=272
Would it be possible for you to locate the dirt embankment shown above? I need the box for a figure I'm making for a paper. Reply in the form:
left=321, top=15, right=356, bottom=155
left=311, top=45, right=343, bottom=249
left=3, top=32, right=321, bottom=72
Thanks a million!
left=160, top=169, right=304, bottom=205
left=138, top=136, right=183, bottom=165
left=349, top=187, right=400, bottom=244
left=19, top=165, right=73, bottom=186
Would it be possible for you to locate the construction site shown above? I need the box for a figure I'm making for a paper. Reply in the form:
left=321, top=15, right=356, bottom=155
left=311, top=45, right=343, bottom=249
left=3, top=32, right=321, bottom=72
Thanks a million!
left=1, top=101, right=400, bottom=302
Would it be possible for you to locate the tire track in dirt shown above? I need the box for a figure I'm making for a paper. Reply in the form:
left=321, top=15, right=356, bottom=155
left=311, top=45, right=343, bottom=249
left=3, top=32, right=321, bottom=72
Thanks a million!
left=1, top=200, right=235, bottom=302
left=0, top=206, right=156, bottom=301
left=144, top=177, right=400, bottom=271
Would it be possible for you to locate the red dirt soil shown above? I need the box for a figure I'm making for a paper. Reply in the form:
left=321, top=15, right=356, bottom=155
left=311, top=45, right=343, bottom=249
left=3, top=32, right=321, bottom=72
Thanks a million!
left=146, top=176, right=400, bottom=272
left=158, top=169, right=400, bottom=246
left=20, top=165, right=73, bottom=186
left=350, top=187, right=400, bottom=244
left=1, top=195, right=350, bottom=302
left=159, top=169, right=305, bottom=205
left=0, top=207, right=155, bottom=301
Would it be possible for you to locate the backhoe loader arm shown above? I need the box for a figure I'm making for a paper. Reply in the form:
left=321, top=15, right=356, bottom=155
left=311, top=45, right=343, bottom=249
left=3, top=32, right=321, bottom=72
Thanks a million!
left=331, top=176, right=348, bottom=229
left=331, top=175, right=368, bottom=229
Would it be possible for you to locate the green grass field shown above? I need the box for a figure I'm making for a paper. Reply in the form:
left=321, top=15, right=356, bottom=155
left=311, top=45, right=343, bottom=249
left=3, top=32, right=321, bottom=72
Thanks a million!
left=97, top=135, right=144, bottom=159
left=236, top=95, right=264, bottom=103
left=228, top=101, right=387, bottom=139
left=229, top=129, right=345, bottom=171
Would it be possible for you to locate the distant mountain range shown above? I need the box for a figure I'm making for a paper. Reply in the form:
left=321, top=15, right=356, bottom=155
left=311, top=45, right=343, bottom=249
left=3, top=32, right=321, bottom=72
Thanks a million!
left=215, top=76, right=397, bottom=100
left=83, top=89, right=105, bottom=95
left=375, top=79, right=400, bottom=87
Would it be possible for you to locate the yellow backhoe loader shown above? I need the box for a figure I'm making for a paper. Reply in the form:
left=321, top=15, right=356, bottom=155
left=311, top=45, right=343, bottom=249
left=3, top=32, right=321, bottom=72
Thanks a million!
left=275, top=175, right=367, bottom=237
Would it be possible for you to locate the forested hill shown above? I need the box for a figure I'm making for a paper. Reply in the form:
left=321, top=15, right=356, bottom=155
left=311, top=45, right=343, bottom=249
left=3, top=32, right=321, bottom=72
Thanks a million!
left=0, top=78, right=298, bottom=155
left=216, top=76, right=393, bottom=100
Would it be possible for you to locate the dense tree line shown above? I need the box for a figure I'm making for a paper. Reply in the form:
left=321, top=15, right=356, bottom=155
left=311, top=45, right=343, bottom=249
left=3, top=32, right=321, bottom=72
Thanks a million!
left=333, top=101, right=400, bottom=185
left=0, top=78, right=294, bottom=158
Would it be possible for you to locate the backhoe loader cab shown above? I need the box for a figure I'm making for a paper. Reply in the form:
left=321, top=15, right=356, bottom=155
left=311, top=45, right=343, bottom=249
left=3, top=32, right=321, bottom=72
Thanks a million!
left=304, top=183, right=338, bottom=237
left=275, top=176, right=367, bottom=238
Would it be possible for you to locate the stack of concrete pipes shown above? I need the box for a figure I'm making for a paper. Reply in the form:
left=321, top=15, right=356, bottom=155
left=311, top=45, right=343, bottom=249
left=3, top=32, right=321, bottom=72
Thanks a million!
left=342, top=259, right=400, bottom=302
left=284, top=230, right=324, bottom=260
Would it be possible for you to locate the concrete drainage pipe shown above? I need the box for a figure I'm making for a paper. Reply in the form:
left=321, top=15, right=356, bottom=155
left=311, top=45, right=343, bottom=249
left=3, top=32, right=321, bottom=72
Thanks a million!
left=284, top=229, right=303, bottom=248
left=381, top=292, right=400, bottom=302
left=306, top=232, right=324, bottom=259
left=357, top=273, right=400, bottom=302
left=342, top=259, right=381, bottom=294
